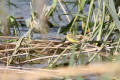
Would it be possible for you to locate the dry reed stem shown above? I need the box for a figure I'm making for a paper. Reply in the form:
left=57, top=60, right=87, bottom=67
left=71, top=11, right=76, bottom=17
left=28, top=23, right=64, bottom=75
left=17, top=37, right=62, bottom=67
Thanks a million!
left=0, top=36, right=18, bottom=39
left=58, top=0, right=71, bottom=22
left=0, top=46, right=67, bottom=53
left=0, top=62, right=120, bottom=79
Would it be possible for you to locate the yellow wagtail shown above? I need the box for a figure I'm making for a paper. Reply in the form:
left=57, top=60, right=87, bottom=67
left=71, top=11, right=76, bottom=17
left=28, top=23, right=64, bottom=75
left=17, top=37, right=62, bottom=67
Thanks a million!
left=65, top=32, right=79, bottom=43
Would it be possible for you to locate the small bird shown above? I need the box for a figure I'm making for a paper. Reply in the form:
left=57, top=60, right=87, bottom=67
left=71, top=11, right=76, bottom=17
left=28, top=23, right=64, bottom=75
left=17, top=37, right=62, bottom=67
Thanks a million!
left=65, top=32, right=79, bottom=43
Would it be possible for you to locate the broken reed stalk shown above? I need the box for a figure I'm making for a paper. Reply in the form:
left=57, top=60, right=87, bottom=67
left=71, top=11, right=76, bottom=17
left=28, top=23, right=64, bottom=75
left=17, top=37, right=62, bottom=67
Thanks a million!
left=7, top=28, right=33, bottom=66
left=33, top=0, right=49, bottom=33
left=0, top=0, right=10, bottom=35
left=6, top=0, right=49, bottom=65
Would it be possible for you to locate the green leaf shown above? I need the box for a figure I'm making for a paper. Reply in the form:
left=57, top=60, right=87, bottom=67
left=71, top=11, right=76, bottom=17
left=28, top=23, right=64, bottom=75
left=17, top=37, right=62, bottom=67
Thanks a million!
left=104, top=0, right=120, bottom=31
